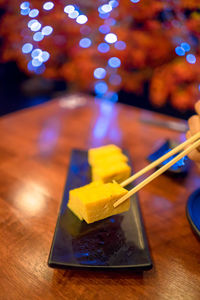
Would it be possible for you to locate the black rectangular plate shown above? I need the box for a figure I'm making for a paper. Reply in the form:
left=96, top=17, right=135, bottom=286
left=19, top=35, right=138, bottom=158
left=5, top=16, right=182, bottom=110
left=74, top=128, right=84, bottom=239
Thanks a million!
left=48, top=150, right=152, bottom=270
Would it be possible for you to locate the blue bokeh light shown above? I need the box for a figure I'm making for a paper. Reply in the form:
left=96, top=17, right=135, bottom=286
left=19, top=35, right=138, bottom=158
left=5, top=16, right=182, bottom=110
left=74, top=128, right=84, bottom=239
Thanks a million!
left=31, top=48, right=42, bottom=58
left=175, top=46, right=185, bottom=56
left=115, top=41, right=126, bottom=50
left=68, top=11, right=79, bottom=19
left=105, top=18, right=116, bottom=26
left=98, top=43, right=110, bottom=53
left=76, top=15, right=88, bottom=24
left=42, top=26, right=53, bottom=35
left=131, top=0, right=140, bottom=3
left=106, top=91, right=118, bottom=102
left=186, top=54, right=196, bottom=64
left=94, top=81, right=108, bottom=95
left=79, top=38, right=92, bottom=48
left=99, top=13, right=110, bottom=19
left=94, top=68, right=106, bottom=79
left=33, top=32, right=44, bottom=41
left=20, top=8, right=30, bottom=15
left=64, top=5, right=75, bottom=14
left=181, top=42, right=191, bottom=52
left=30, top=20, right=41, bottom=31
left=105, top=33, right=117, bottom=44
left=43, top=2, right=54, bottom=10
left=29, top=9, right=39, bottom=18
left=41, top=51, right=50, bottom=62
left=109, top=1, right=119, bottom=8
left=108, top=57, right=121, bottom=68
left=32, top=58, right=43, bottom=67
left=109, top=74, right=121, bottom=85
left=101, top=4, right=112, bottom=13
left=99, top=25, right=110, bottom=34
left=20, top=2, right=30, bottom=9
left=28, top=19, right=37, bottom=28
left=22, top=43, right=33, bottom=53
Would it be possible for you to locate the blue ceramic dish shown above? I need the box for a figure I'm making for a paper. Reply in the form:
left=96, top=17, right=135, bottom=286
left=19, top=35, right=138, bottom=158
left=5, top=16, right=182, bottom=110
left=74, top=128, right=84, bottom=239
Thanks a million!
left=186, top=189, right=200, bottom=238
left=147, top=139, right=190, bottom=176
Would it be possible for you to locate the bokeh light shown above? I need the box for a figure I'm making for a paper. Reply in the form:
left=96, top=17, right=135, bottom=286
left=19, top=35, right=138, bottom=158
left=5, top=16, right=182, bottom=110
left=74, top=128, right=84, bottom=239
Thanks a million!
left=109, top=74, right=121, bottom=85
left=186, top=54, right=196, bottom=64
left=20, top=8, right=30, bottom=15
left=181, top=42, right=190, bottom=52
left=79, top=38, right=92, bottom=48
left=94, top=68, right=106, bottom=79
left=22, top=43, right=33, bottom=53
left=43, top=2, right=54, bottom=11
left=29, top=9, right=39, bottom=18
left=76, top=15, right=88, bottom=24
left=175, top=46, right=185, bottom=56
left=95, top=81, right=108, bottom=95
left=131, top=0, right=140, bottom=3
left=98, top=43, right=110, bottom=53
left=42, top=26, right=53, bottom=36
left=30, top=20, right=41, bottom=32
left=101, top=4, right=112, bottom=13
left=115, top=41, right=126, bottom=50
left=32, top=58, right=43, bottom=67
left=108, top=57, right=121, bottom=68
left=105, top=33, right=117, bottom=43
left=109, top=1, right=119, bottom=8
left=31, top=48, right=42, bottom=58
left=99, top=25, right=110, bottom=34
left=33, top=32, right=44, bottom=41
left=64, top=5, right=75, bottom=14
left=41, top=51, right=50, bottom=62
left=20, top=2, right=30, bottom=9
left=68, top=11, right=79, bottom=19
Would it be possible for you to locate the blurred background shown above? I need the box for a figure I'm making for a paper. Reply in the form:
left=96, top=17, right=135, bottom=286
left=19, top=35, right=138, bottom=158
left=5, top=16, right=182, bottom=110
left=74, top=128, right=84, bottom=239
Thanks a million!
left=0, top=0, right=199, bottom=118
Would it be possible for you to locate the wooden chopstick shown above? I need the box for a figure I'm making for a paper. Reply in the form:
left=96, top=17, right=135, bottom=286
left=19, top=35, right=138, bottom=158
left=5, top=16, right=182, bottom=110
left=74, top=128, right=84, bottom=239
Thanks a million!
left=120, top=131, right=200, bottom=188
left=114, top=137, right=200, bottom=208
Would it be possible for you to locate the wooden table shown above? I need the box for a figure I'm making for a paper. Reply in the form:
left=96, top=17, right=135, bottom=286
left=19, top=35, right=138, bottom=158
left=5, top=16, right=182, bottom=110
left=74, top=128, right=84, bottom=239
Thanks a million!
left=0, top=97, right=199, bottom=300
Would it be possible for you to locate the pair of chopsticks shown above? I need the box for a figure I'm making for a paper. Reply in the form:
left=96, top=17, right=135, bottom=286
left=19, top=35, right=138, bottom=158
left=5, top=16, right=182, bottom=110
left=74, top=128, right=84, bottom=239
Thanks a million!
left=114, top=132, right=200, bottom=208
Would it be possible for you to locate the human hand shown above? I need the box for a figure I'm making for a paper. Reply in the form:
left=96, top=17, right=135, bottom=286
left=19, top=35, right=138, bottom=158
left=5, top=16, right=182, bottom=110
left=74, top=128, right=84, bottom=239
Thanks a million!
left=186, top=101, right=200, bottom=168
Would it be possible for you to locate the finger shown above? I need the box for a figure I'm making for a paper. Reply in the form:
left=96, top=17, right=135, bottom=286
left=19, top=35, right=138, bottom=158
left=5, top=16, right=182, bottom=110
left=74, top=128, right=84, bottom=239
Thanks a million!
left=188, top=149, right=200, bottom=162
left=195, top=100, right=200, bottom=115
left=188, top=115, right=200, bottom=136
left=185, top=130, right=191, bottom=140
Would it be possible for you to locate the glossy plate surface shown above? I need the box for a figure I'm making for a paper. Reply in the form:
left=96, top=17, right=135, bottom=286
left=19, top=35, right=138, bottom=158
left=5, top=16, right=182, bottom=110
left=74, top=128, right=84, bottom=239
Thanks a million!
left=48, top=150, right=152, bottom=269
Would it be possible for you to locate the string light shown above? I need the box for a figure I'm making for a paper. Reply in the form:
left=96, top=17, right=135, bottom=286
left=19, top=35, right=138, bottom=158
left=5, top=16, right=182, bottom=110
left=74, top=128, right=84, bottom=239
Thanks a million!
left=20, top=2, right=30, bottom=9
left=186, top=54, right=196, bottom=64
left=64, top=5, right=75, bottom=14
left=22, top=43, right=33, bottom=53
left=105, top=33, right=117, bottom=43
left=68, top=11, right=79, bottom=19
left=33, top=32, right=44, bottom=41
left=115, top=41, right=126, bottom=50
left=76, top=15, right=88, bottom=24
left=175, top=46, right=185, bottom=56
left=95, top=81, right=108, bottom=95
left=29, top=9, right=39, bottom=18
left=108, top=57, right=121, bottom=68
left=98, top=43, right=110, bottom=53
left=94, top=68, right=106, bottom=79
left=42, top=26, right=53, bottom=36
left=20, top=8, right=30, bottom=15
left=99, top=25, right=110, bottom=34
left=79, top=38, right=92, bottom=48
left=43, top=2, right=54, bottom=11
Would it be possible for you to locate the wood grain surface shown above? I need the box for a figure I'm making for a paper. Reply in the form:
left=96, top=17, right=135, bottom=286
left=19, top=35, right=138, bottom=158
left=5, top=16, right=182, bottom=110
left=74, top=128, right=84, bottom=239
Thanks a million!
left=0, top=97, right=199, bottom=300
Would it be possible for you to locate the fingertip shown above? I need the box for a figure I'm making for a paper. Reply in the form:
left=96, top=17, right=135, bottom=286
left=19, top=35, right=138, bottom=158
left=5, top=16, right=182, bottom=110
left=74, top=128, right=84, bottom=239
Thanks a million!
left=195, top=100, right=200, bottom=115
